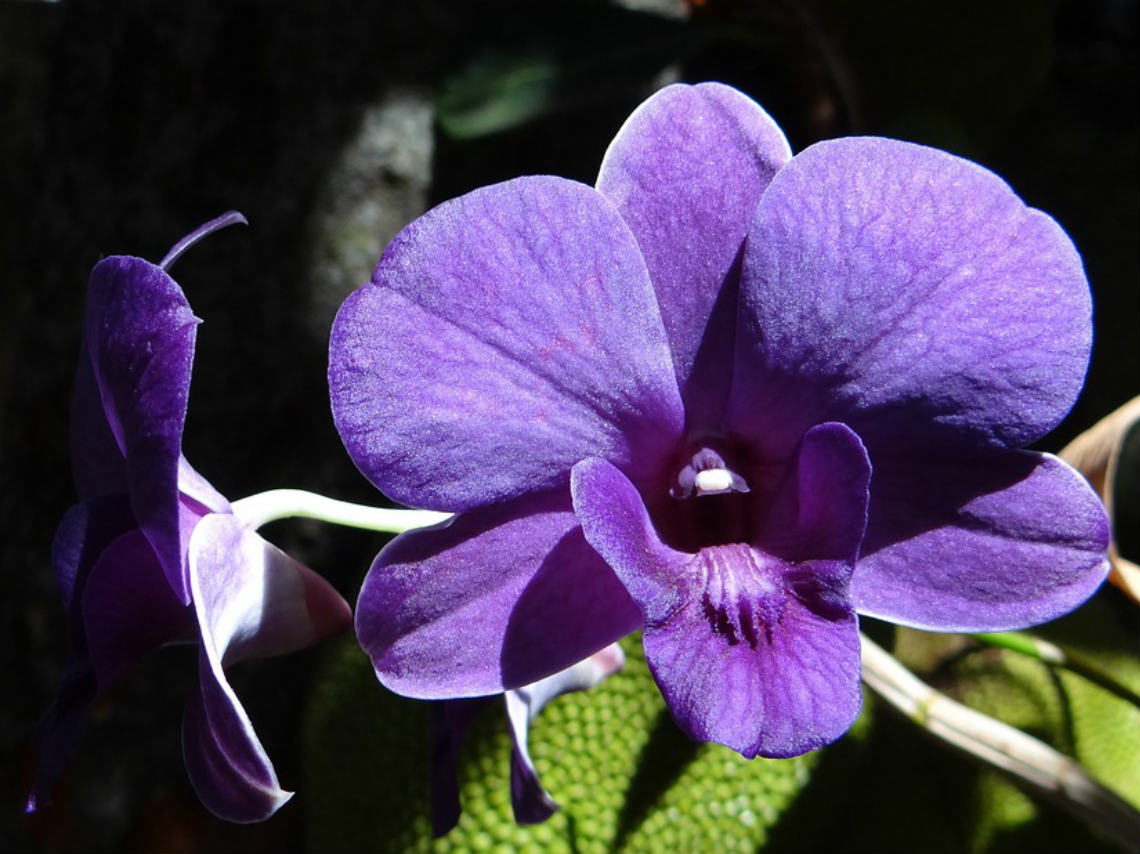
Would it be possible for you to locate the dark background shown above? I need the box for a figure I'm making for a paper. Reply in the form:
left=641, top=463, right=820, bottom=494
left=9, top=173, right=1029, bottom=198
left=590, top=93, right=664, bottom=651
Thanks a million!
left=1, top=0, right=1136, bottom=851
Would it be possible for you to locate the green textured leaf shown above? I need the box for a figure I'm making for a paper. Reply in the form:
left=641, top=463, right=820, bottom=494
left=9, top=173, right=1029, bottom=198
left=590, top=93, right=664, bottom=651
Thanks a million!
left=303, top=634, right=825, bottom=853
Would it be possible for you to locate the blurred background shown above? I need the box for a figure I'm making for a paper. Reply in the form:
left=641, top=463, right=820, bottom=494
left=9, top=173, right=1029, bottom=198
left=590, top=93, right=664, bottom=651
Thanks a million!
left=1, top=1, right=1136, bottom=851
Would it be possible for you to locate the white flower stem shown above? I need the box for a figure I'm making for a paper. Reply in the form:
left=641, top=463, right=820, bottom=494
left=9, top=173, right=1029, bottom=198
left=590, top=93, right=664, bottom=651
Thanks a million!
left=230, top=489, right=450, bottom=533
left=860, top=633, right=1140, bottom=851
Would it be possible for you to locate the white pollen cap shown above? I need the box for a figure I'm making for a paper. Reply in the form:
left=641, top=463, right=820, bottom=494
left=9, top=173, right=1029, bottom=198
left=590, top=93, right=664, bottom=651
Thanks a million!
left=694, top=468, right=735, bottom=495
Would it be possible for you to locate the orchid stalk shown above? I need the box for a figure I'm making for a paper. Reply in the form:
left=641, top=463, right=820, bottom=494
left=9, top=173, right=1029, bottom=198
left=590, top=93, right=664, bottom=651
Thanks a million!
left=231, top=489, right=449, bottom=533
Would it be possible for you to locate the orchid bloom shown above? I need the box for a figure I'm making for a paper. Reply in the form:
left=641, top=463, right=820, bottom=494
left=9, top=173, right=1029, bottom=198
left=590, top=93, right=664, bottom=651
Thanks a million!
left=30, top=213, right=351, bottom=822
left=329, top=83, right=1109, bottom=758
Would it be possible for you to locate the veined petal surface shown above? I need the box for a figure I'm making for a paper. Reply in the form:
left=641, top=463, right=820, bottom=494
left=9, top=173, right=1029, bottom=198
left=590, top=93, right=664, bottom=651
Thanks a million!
left=731, top=137, right=1092, bottom=456
left=597, top=82, right=791, bottom=426
left=853, top=439, right=1110, bottom=631
left=329, top=176, right=684, bottom=513
left=356, top=489, right=641, bottom=698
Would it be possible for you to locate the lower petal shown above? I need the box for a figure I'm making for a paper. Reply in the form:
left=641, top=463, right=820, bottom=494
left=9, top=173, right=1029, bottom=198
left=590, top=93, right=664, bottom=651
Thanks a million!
left=644, top=589, right=861, bottom=758
left=854, top=442, right=1110, bottom=631
left=184, top=513, right=350, bottom=822
left=182, top=651, right=292, bottom=823
left=356, top=490, right=640, bottom=699
left=572, top=458, right=862, bottom=757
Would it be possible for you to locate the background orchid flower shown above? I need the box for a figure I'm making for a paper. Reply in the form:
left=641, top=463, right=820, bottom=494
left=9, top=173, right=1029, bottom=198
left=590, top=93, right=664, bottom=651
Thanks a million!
left=29, top=214, right=352, bottom=823
left=431, top=643, right=625, bottom=835
left=329, top=82, right=1110, bottom=762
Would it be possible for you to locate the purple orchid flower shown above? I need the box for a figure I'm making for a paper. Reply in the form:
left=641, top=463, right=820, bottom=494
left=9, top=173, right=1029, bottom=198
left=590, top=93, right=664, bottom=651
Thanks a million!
left=431, top=644, right=625, bottom=836
left=329, top=83, right=1110, bottom=759
left=29, top=213, right=352, bottom=822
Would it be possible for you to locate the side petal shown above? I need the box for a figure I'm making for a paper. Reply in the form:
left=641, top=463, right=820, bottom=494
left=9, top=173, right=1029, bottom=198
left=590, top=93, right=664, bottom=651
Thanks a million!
left=356, top=490, right=641, bottom=698
left=29, top=497, right=138, bottom=813
left=82, top=529, right=197, bottom=692
left=572, top=459, right=862, bottom=758
left=853, top=442, right=1110, bottom=631
left=86, top=256, right=198, bottom=604
left=329, top=175, right=684, bottom=513
left=731, top=137, right=1093, bottom=456
left=597, top=82, right=792, bottom=427
left=183, top=514, right=351, bottom=822
left=69, top=343, right=126, bottom=499
left=51, top=496, right=136, bottom=617
left=759, top=422, right=871, bottom=565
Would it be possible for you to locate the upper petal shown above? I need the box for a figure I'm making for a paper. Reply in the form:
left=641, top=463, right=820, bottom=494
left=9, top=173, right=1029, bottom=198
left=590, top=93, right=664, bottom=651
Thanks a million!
left=355, top=489, right=641, bottom=698
left=597, top=82, right=792, bottom=427
left=730, top=137, right=1092, bottom=456
left=853, top=440, right=1110, bottom=631
left=85, top=256, right=199, bottom=603
left=329, top=175, right=684, bottom=513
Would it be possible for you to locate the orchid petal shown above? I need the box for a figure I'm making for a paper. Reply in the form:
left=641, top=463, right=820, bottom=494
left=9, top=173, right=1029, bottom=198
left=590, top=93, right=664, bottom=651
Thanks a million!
left=759, top=422, right=870, bottom=565
left=329, top=175, right=684, bottom=513
left=51, top=496, right=135, bottom=616
left=505, top=643, right=626, bottom=825
left=598, top=82, right=791, bottom=427
left=732, top=137, right=1092, bottom=456
left=86, top=256, right=198, bottom=603
left=24, top=662, right=95, bottom=814
left=573, top=457, right=862, bottom=757
left=853, top=441, right=1110, bottom=631
left=356, top=490, right=640, bottom=698
left=182, top=514, right=350, bottom=822
left=82, top=530, right=196, bottom=692
left=69, top=346, right=126, bottom=499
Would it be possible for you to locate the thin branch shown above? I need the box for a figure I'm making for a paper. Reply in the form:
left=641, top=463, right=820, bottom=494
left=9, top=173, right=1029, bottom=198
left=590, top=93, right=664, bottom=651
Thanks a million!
left=860, top=633, right=1140, bottom=852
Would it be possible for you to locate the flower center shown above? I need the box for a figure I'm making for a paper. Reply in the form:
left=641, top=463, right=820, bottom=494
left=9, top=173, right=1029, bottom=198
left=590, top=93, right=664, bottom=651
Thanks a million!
left=670, top=447, right=750, bottom=499
left=650, top=443, right=762, bottom=553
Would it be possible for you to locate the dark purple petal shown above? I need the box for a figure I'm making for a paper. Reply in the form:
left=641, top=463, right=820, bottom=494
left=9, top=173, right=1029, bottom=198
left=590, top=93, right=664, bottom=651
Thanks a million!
left=329, top=175, right=684, bottom=513
left=86, top=256, right=198, bottom=603
left=82, top=529, right=196, bottom=692
left=429, top=699, right=483, bottom=837
left=25, top=661, right=95, bottom=814
left=853, top=440, right=1110, bottom=631
left=70, top=345, right=126, bottom=499
left=759, top=422, right=870, bottom=565
left=597, top=82, right=791, bottom=427
left=731, top=137, right=1092, bottom=456
left=182, top=513, right=350, bottom=823
left=51, top=497, right=135, bottom=616
left=356, top=489, right=641, bottom=698
left=572, top=458, right=861, bottom=757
